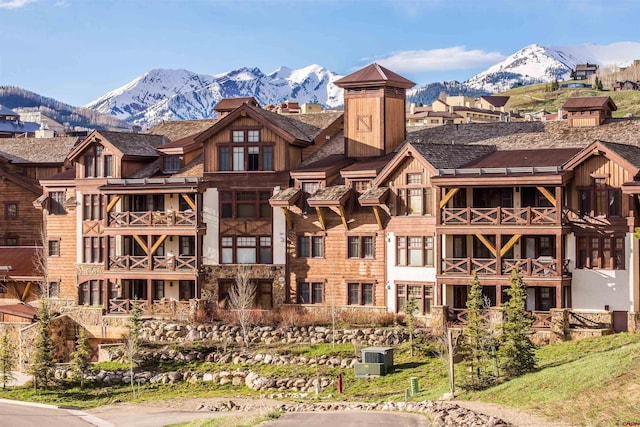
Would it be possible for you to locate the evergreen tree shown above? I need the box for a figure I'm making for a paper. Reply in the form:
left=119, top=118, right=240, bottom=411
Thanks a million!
left=70, top=328, right=92, bottom=388
left=0, top=331, right=15, bottom=389
left=499, top=269, right=537, bottom=377
left=404, top=297, right=418, bottom=357
left=460, top=273, right=494, bottom=390
left=595, top=76, right=604, bottom=91
left=570, top=69, right=576, bottom=80
left=124, top=301, right=142, bottom=398
left=30, top=297, right=55, bottom=393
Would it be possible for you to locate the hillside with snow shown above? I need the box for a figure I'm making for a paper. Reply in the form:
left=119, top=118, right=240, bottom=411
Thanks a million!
left=85, top=42, right=640, bottom=126
left=86, top=65, right=343, bottom=127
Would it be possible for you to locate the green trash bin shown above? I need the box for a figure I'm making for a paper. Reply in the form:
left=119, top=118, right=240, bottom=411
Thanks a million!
left=410, top=377, right=419, bottom=395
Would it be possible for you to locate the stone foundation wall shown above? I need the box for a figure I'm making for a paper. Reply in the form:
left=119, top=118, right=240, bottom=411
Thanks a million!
left=628, top=312, right=640, bottom=332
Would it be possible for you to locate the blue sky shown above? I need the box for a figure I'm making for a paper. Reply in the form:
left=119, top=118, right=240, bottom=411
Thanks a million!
left=1, top=0, right=639, bottom=106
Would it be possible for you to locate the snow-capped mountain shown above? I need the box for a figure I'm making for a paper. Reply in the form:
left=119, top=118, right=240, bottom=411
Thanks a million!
left=86, top=65, right=343, bottom=126
left=87, top=42, right=640, bottom=126
left=465, top=42, right=640, bottom=93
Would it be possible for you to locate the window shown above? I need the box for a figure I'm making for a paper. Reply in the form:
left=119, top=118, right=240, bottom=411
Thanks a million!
left=220, top=191, right=271, bottom=219
left=221, top=235, right=272, bottom=264
left=396, top=236, right=434, bottom=266
left=83, top=237, right=104, bottom=263
left=298, top=235, right=323, bottom=258
left=397, top=188, right=432, bottom=216
left=347, top=282, right=374, bottom=305
left=301, top=181, right=320, bottom=213
left=218, top=129, right=273, bottom=171
left=396, top=283, right=434, bottom=314
left=351, top=180, right=372, bottom=212
left=298, top=281, right=324, bottom=304
left=347, top=236, right=374, bottom=259
left=49, top=191, right=65, bottom=215
left=83, top=194, right=103, bottom=220
left=5, top=236, right=17, bottom=246
left=48, top=240, right=60, bottom=257
left=153, top=280, right=165, bottom=300
left=47, top=282, right=60, bottom=298
left=179, top=281, right=194, bottom=300
left=406, top=173, right=422, bottom=185
left=79, top=280, right=103, bottom=306
left=163, top=155, right=181, bottom=173
left=579, top=184, right=622, bottom=217
left=83, top=145, right=112, bottom=178
left=4, top=202, right=17, bottom=219
left=576, top=235, right=624, bottom=269
left=179, top=236, right=195, bottom=256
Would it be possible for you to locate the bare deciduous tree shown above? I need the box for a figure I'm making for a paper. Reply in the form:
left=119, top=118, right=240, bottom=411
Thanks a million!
left=229, top=265, right=256, bottom=348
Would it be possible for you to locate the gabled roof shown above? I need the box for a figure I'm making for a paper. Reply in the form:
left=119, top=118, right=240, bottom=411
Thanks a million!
left=334, top=63, right=416, bottom=89
left=0, top=168, right=40, bottom=194
left=562, top=96, right=617, bottom=111
left=0, top=120, right=40, bottom=134
left=0, top=137, right=78, bottom=164
left=68, top=130, right=166, bottom=161
left=147, top=118, right=218, bottom=142
left=481, top=96, right=510, bottom=108
left=0, top=105, right=19, bottom=117
left=195, top=104, right=329, bottom=147
left=564, top=140, right=640, bottom=177
left=213, top=97, right=260, bottom=112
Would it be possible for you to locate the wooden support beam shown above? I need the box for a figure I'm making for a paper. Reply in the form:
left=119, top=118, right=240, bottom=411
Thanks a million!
left=133, top=235, right=149, bottom=255
left=315, top=207, right=326, bottom=230
left=500, top=234, right=522, bottom=257
left=281, top=207, right=293, bottom=229
left=181, top=194, right=196, bottom=210
left=536, top=186, right=556, bottom=207
left=21, top=282, right=32, bottom=302
left=338, top=205, right=349, bottom=231
left=475, top=234, right=497, bottom=257
left=150, top=235, right=168, bottom=255
left=439, top=188, right=459, bottom=208
left=372, top=206, right=384, bottom=231
left=106, top=195, right=121, bottom=213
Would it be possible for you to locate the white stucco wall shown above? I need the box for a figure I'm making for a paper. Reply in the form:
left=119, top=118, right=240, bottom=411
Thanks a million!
left=202, top=188, right=219, bottom=265
left=272, top=188, right=286, bottom=265
left=569, top=233, right=634, bottom=311
left=385, top=231, right=437, bottom=312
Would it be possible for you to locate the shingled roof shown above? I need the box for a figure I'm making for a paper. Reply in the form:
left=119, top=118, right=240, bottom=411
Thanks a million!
left=0, top=137, right=78, bottom=164
left=466, top=148, right=582, bottom=168
left=147, top=119, right=218, bottom=142
left=481, top=96, right=510, bottom=108
left=562, top=96, right=617, bottom=111
left=91, top=131, right=166, bottom=157
left=598, top=141, right=640, bottom=171
left=410, top=143, right=495, bottom=169
left=405, top=120, right=640, bottom=151
left=334, top=63, right=416, bottom=89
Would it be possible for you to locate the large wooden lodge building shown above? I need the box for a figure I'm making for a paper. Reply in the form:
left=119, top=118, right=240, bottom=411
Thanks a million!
left=15, top=63, right=640, bottom=336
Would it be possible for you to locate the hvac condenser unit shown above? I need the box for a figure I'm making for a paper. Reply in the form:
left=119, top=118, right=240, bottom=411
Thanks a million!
left=354, top=347, right=394, bottom=378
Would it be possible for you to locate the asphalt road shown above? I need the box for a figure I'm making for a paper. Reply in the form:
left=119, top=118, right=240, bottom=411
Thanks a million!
left=0, top=400, right=99, bottom=427
left=261, top=411, right=431, bottom=427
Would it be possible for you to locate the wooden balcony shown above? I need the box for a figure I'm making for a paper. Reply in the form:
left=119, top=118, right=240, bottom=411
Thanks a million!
left=442, top=257, right=562, bottom=277
left=441, top=207, right=558, bottom=226
left=108, top=210, right=197, bottom=228
left=108, top=255, right=196, bottom=272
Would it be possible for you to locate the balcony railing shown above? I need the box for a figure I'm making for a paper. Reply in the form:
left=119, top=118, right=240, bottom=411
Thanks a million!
left=442, top=257, right=562, bottom=277
left=531, top=311, right=552, bottom=330
left=108, top=210, right=196, bottom=227
left=441, top=207, right=557, bottom=226
left=108, top=255, right=197, bottom=272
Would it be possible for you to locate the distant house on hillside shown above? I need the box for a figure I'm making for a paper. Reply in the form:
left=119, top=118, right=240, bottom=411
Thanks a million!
left=562, top=96, right=617, bottom=127
left=612, top=81, right=640, bottom=91
left=574, top=63, right=598, bottom=80
left=560, top=82, right=592, bottom=89
left=0, top=105, right=40, bottom=138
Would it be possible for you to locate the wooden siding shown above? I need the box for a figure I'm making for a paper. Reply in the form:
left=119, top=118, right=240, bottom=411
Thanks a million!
left=287, top=203, right=385, bottom=307
left=203, top=116, right=291, bottom=173
left=572, top=155, right=629, bottom=187
left=45, top=199, right=78, bottom=302
left=344, top=96, right=383, bottom=158
left=0, top=178, right=41, bottom=246
left=387, top=157, right=433, bottom=187
left=384, top=97, right=406, bottom=154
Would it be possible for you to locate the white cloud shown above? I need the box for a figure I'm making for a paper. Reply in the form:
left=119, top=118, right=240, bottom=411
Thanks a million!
left=373, top=46, right=506, bottom=73
left=0, top=0, right=37, bottom=9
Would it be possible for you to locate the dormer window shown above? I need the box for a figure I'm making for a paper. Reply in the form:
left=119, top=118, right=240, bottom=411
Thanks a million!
left=84, top=145, right=113, bottom=178
left=219, top=129, right=273, bottom=172
left=163, top=155, right=181, bottom=173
